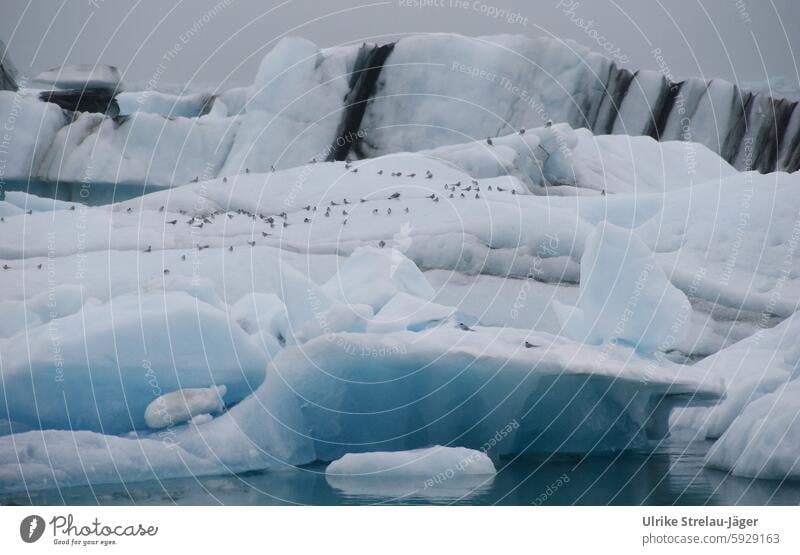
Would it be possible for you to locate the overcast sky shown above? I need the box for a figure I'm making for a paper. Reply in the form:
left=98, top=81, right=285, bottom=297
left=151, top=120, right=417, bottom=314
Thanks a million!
left=2, top=0, right=798, bottom=90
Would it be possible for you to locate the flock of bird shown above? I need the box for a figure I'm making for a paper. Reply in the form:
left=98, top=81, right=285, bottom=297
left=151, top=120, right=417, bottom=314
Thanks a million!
left=1, top=164, right=526, bottom=272
left=2, top=162, right=543, bottom=349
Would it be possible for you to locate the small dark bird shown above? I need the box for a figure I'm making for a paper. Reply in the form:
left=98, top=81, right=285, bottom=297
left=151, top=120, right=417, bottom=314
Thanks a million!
left=426, top=171, right=432, bottom=178
left=164, top=269, right=170, bottom=275
left=545, top=120, right=553, bottom=128
left=126, top=207, right=132, bottom=213
left=475, top=193, right=480, bottom=199
left=405, top=207, right=409, bottom=213
left=304, top=218, right=311, bottom=223
left=245, top=168, right=250, bottom=173
left=378, top=240, right=386, bottom=247
left=377, top=170, right=383, bottom=175
left=433, top=197, right=439, bottom=203
left=223, top=177, right=227, bottom=183
left=166, top=219, right=177, bottom=225
left=145, top=245, right=152, bottom=253
left=511, top=190, right=517, bottom=195
left=262, top=232, right=270, bottom=237
left=69, top=205, right=76, bottom=211
left=488, top=185, right=493, bottom=191
left=342, top=210, right=348, bottom=216
left=519, top=128, right=526, bottom=135
left=37, top=263, right=42, bottom=269
left=248, top=241, right=256, bottom=247
left=427, top=194, right=436, bottom=199
left=387, top=208, right=392, bottom=215
left=229, top=246, right=234, bottom=252
left=524, top=341, right=539, bottom=349
left=303, top=205, right=311, bottom=211
left=372, top=209, right=379, bottom=214
left=486, top=137, right=493, bottom=146
left=457, top=322, right=473, bottom=332
left=601, top=189, right=606, bottom=197
left=497, top=186, right=506, bottom=192
left=181, top=255, right=186, bottom=261
left=2, top=264, right=10, bottom=270
left=408, top=173, right=415, bottom=178
left=388, top=192, right=400, bottom=200
left=343, top=219, right=348, bottom=225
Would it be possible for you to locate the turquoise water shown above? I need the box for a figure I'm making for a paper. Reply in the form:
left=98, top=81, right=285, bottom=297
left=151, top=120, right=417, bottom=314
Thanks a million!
left=4, top=440, right=799, bottom=506
left=3, top=179, right=169, bottom=205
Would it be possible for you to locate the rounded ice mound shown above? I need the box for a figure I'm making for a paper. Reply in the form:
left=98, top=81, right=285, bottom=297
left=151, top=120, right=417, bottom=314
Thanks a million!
left=706, top=380, right=800, bottom=480
left=561, top=221, right=691, bottom=352
left=247, top=36, right=323, bottom=116
left=0, top=291, right=269, bottom=434
left=322, top=246, right=435, bottom=310
left=326, top=446, right=496, bottom=477
left=144, top=385, right=227, bottom=429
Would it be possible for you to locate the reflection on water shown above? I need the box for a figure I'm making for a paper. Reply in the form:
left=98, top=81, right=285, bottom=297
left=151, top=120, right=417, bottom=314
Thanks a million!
left=3, top=179, right=169, bottom=206
left=3, top=440, right=800, bottom=506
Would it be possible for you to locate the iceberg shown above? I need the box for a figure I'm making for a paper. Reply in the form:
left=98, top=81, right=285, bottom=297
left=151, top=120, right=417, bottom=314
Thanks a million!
left=2, top=33, right=798, bottom=191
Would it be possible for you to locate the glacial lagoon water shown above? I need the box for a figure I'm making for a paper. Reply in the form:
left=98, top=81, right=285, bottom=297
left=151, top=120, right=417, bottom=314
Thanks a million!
left=4, top=440, right=800, bottom=506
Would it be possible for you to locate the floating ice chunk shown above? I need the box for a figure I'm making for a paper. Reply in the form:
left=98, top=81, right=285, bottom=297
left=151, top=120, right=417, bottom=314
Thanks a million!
left=326, top=445, right=495, bottom=477
left=322, top=247, right=435, bottom=310
left=33, top=64, right=122, bottom=89
left=561, top=221, right=691, bottom=352
left=144, top=385, right=227, bottom=429
left=325, top=445, right=495, bottom=500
